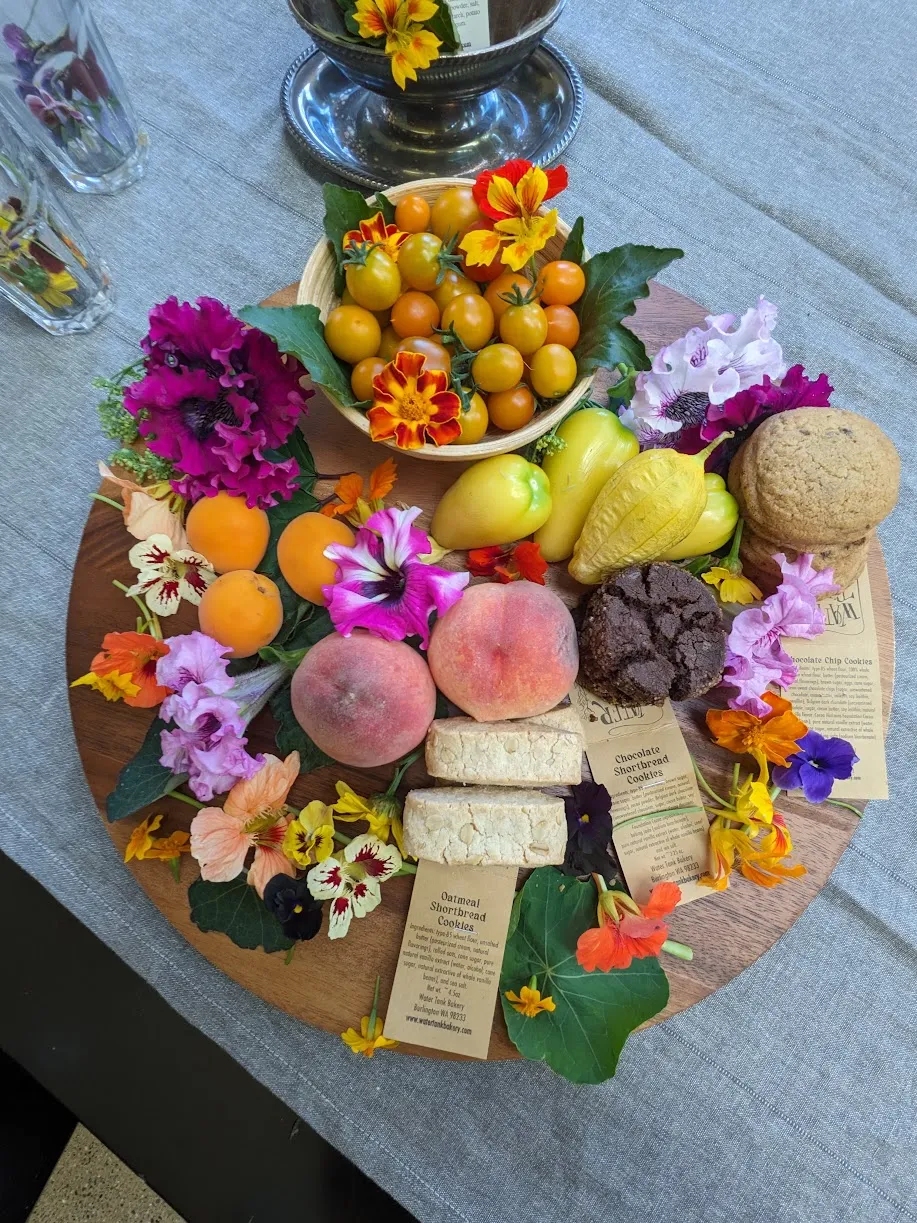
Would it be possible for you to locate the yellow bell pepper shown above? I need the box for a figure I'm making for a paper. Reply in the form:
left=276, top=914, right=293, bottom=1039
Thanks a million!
left=656, top=473, right=739, bottom=560
left=430, top=454, right=552, bottom=550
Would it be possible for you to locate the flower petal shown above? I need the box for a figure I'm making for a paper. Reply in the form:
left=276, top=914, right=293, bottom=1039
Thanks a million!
left=189, top=807, right=250, bottom=882
left=248, top=845, right=295, bottom=898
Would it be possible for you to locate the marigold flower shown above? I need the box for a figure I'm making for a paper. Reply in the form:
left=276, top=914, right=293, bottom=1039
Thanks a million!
left=505, top=984, right=556, bottom=1017
left=707, top=692, right=808, bottom=774
left=367, top=351, right=461, bottom=449
left=343, top=211, right=408, bottom=259
left=576, top=881, right=681, bottom=972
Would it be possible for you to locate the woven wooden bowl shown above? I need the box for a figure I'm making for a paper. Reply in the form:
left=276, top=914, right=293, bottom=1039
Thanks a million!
left=296, top=176, right=594, bottom=461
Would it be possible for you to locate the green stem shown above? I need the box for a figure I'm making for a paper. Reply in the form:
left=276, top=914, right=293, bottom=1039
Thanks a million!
left=90, top=492, right=123, bottom=512
left=333, top=830, right=353, bottom=845
left=661, top=939, right=694, bottom=962
left=769, top=784, right=781, bottom=801
left=726, top=517, right=745, bottom=566
left=170, top=789, right=204, bottom=810
left=825, top=798, right=864, bottom=818
left=386, top=746, right=423, bottom=797
left=112, top=580, right=162, bottom=640
left=527, top=254, right=539, bottom=283
left=692, top=758, right=733, bottom=810
left=394, top=861, right=417, bottom=876
left=367, top=973, right=382, bottom=1033
left=284, top=945, right=296, bottom=966
left=732, top=763, right=741, bottom=795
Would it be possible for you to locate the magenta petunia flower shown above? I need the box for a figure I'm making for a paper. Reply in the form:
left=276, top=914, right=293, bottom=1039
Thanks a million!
left=322, top=506, right=469, bottom=648
left=701, top=364, right=833, bottom=442
left=124, top=297, right=310, bottom=509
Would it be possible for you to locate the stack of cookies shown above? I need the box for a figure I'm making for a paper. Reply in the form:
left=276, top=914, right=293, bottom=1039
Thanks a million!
left=727, top=407, right=900, bottom=594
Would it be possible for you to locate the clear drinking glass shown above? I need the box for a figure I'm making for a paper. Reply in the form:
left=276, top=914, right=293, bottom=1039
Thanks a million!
left=0, top=112, right=112, bottom=332
left=0, top=0, right=147, bottom=193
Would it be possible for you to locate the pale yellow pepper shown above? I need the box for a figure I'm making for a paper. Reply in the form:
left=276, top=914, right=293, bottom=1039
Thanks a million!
left=430, top=454, right=552, bottom=550
left=656, top=473, right=739, bottom=560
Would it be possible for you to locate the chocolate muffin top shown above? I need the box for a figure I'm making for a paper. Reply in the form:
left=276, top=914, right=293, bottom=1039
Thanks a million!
left=579, top=563, right=726, bottom=706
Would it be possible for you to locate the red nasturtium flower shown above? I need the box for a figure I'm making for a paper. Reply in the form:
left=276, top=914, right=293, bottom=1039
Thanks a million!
left=342, top=211, right=408, bottom=260
left=462, top=159, right=569, bottom=272
left=87, top=631, right=171, bottom=708
left=467, top=541, right=548, bottom=585
left=576, top=881, right=681, bottom=972
left=367, top=350, right=461, bottom=449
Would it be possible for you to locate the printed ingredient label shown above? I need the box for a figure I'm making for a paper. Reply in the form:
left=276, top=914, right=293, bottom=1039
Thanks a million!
left=449, top=0, right=490, bottom=50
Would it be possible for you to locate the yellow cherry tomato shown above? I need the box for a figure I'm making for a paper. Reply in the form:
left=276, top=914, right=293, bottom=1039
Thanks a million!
left=398, top=232, right=444, bottom=292
left=530, top=343, right=578, bottom=398
left=391, top=290, right=440, bottom=338
left=451, top=391, right=489, bottom=445
left=344, top=247, right=402, bottom=311
left=485, top=271, right=535, bottom=322
left=441, top=293, right=495, bottom=351
left=432, top=268, right=481, bottom=313
left=377, top=324, right=401, bottom=361
left=472, top=343, right=524, bottom=393
left=394, top=193, right=431, bottom=234
left=430, top=186, right=483, bottom=242
left=499, top=301, right=548, bottom=356
left=394, top=336, right=452, bottom=374
left=324, top=305, right=381, bottom=364
left=351, top=356, right=385, bottom=402
left=341, top=286, right=388, bottom=327
left=543, top=303, right=580, bottom=348
left=538, top=260, right=586, bottom=306
left=487, top=385, right=536, bottom=432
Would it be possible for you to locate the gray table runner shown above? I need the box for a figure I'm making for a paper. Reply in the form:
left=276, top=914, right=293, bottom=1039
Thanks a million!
left=2, top=1, right=915, bottom=1218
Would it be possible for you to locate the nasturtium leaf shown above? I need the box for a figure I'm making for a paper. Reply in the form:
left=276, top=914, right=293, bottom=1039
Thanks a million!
left=237, top=304, right=355, bottom=407
left=427, top=1, right=461, bottom=52
left=500, top=868, right=669, bottom=1084
left=375, top=191, right=396, bottom=225
left=269, top=683, right=334, bottom=773
left=188, top=876, right=293, bottom=953
left=321, top=182, right=379, bottom=294
left=559, top=216, right=585, bottom=265
left=573, top=245, right=684, bottom=377
left=106, top=717, right=186, bottom=821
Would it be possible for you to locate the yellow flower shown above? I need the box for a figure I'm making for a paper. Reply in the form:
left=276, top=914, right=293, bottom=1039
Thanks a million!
left=125, top=813, right=163, bottom=862
left=461, top=161, right=568, bottom=271
left=732, top=775, right=774, bottom=830
left=70, top=668, right=141, bottom=702
left=124, top=816, right=191, bottom=864
left=354, top=0, right=441, bottom=89
left=283, top=800, right=336, bottom=867
left=333, top=782, right=405, bottom=855
left=505, top=985, right=556, bottom=1018
left=341, top=1014, right=400, bottom=1057
left=703, top=566, right=763, bottom=605
left=36, top=267, right=79, bottom=309
left=494, top=210, right=558, bottom=273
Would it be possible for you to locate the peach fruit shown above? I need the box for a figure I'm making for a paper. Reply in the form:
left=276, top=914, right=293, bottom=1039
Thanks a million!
left=277, top=512, right=355, bottom=606
left=291, top=631, right=437, bottom=767
left=198, top=569, right=284, bottom=659
left=428, top=583, right=578, bottom=721
left=185, top=491, right=270, bottom=574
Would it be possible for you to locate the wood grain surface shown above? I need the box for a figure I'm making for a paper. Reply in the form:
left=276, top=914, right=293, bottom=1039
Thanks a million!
left=66, top=280, right=894, bottom=1062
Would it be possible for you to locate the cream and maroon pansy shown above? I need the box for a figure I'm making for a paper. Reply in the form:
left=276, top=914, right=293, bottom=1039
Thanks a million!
left=306, top=833, right=402, bottom=940
left=127, top=534, right=215, bottom=616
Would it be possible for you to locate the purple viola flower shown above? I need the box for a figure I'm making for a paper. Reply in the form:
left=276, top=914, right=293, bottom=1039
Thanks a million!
left=23, top=86, right=84, bottom=132
left=2, top=24, right=36, bottom=66
left=561, top=780, right=618, bottom=882
left=322, top=506, right=469, bottom=648
left=772, top=730, right=858, bottom=803
left=156, top=630, right=235, bottom=696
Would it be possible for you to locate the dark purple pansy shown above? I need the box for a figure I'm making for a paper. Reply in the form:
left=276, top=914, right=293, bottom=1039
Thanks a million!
left=561, top=780, right=620, bottom=882
left=263, top=875, right=323, bottom=941
left=772, top=729, right=858, bottom=803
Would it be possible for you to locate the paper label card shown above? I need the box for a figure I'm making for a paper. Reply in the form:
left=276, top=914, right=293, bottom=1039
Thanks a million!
left=782, top=570, right=888, bottom=800
left=384, top=860, right=517, bottom=1059
left=449, top=0, right=491, bottom=50
left=572, top=687, right=712, bottom=905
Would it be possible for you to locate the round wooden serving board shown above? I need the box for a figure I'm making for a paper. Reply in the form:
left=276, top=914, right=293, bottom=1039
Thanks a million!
left=67, top=281, right=894, bottom=1061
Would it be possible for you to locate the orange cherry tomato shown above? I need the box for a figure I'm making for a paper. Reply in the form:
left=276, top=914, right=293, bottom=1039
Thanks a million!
left=441, top=293, right=495, bottom=351
left=538, top=260, right=586, bottom=306
left=460, top=218, right=504, bottom=283
left=394, top=336, right=452, bottom=374
left=351, top=356, right=386, bottom=402
left=394, top=193, right=431, bottom=234
left=377, top=324, right=401, bottom=361
left=341, top=286, right=389, bottom=327
left=451, top=391, right=489, bottom=445
left=543, top=303, right=580, bottom=348
left=485, top=271, right=535, bottom=322
left=391, top=290, right=441, bottom=338
left=499, top=300, right=548, bottom=356
left=471, top=343, right=524, bottom=394
left=487, top=385, right=536, bottom=432
left=431, top=186, right=483, bottom=242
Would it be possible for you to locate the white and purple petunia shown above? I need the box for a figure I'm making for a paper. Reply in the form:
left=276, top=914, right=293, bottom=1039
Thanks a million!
left=322, top=505, right=469, bottom=648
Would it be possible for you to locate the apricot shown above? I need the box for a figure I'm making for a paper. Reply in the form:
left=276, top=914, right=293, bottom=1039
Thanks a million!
left=277, top=512, right=355, bottom=606
left=291, top=631, right=437, bottom=767
left=428, top=583, right=578, bottom=721
left=198, top=570, right=284, bottom=659
left=185, top=492, right=270, bottom=574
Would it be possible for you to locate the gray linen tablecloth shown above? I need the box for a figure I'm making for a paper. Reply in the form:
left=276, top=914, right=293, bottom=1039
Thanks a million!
left=2, top=1, right=916, bottom=1219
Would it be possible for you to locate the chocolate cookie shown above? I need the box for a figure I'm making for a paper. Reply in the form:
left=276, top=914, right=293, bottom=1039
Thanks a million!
left=728, top=408, right=899, bottom=548
left=740, top=528, right=870, bottom=596
left=579, top=563, right=726, bottom=706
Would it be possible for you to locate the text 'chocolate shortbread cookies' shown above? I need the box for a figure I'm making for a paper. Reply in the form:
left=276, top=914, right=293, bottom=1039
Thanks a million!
left=579, top=563, right=726, bottom=707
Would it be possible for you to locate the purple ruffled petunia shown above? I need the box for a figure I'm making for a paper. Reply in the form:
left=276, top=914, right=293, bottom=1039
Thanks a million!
left=159, top=690, right=262, bottom=802
left=701, top=364, right=833, bottom=442
left=772, top=730, right=858, bottom=803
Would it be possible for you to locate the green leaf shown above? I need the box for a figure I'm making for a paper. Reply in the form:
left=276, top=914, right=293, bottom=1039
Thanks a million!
left=560, top=216, right=585, bottom=266
left=283, top=604, right=335, bottom=653
left=375, top=191, right=396, bottom=225
left=258, top=644, right=309, bottom=670
left=574, top=245, right=684, bottom=376
left=269, top=683, right=335, bottom=772
left=237, top=304, right=355, bottom=407
left=499, top=868, right=669, bottom=1084
left=188, top=876, right=293, bottom=953
left=427, top=1, right=461, bottom=52
left=321, top=182, right=378, bottom=295
left=106, top=718, right=185, bottom=821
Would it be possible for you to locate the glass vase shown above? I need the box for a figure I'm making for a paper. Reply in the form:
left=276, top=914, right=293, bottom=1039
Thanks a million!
left=0, top=112, right=112, bottom=333
left=0, top=0, right=147, bottom=194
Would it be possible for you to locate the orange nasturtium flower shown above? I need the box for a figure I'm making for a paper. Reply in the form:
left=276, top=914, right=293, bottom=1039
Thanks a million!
left=320, top=457, right=398, bottom=526
left=367, top=350, right=461, bottom=449
left=706, top=692, right=808, bottom=775
left=461, top=159, right=568, bottom=272
left=467, top=541, right=548, bottom=585
left=342, top=211, right=409, bottom=259
left=700, top=811, right=805, bottom=891
left=576, top=881, right=681, bottom=973
left=71, top=631, right=171, bottom=708
left=353, top=0, right=442, bottom=90
left=124, top=814, right=191, bottom=864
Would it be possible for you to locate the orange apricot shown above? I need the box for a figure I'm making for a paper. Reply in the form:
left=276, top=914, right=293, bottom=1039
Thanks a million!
left=277, top=512, right=355, bottom=605
left=185, top=491, right=270, bottom=574
left=198, top=570, right=284, bottom=658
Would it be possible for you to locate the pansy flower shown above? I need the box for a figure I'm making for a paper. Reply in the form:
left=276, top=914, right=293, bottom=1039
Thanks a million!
left=367, top=350, right=461, bottom=449
left=466, top=541, right=547, bottom=585
left=263, top=874, right=324, bottom=941
left=282, top=800, right=336, bottom=868
left=576, top=881, right=681, bottom=972
left=306, top=833, right=402, bottom=939
left=323, top=505, right=468, bottom=647
left=561, top=780, right=616, bottom=881
left=772, top=730, right=858, bottom=803
left=127, top=534, right=215, bottom=617
left=343, top=212, right=408, bottom=259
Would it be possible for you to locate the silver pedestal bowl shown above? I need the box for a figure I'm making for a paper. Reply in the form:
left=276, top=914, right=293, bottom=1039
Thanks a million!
left=282, top=0, right=584, bottom=189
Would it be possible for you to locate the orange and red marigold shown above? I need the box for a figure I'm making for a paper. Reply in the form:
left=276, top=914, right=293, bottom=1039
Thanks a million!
left=367, top=349, right=461, bottom=449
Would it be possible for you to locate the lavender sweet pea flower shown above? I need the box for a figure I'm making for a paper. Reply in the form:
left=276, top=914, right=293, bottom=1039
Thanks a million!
left=772, top=730, right=858, bottom=803
left=323, top=506, right=469, bottom=648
